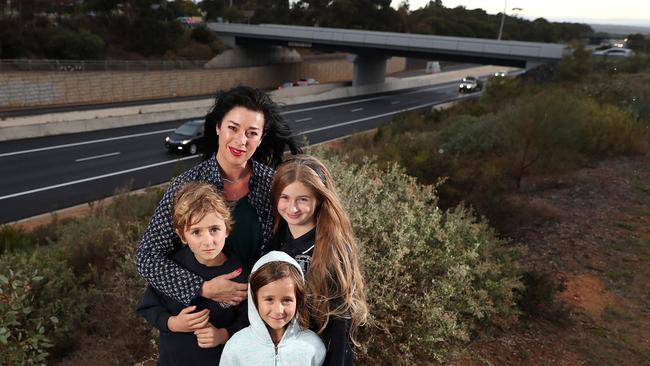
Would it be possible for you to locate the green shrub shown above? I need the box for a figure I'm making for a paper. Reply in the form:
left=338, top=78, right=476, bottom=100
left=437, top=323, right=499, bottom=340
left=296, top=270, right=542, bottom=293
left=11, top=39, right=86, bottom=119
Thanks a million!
left=128, top=17, right=186, bottom=57
left=10, top=191, right=159, bottom=364
left=0, top=226, right=37, bottom=254
left=54, top=215, right=126, bottom=285
left=70, top=215, right=153, bottom=364
left=555, top=45, right=591, bottom=82
left=190, top=25, right=216, bottom=44
left=318, top=156, right=522, bottom=364
left=0, top=247, right=85, bottom=364
left=440, top=113, right=508, bottom=156
left=0, top=219, right=67, bottom=255
left=45, top=28, right=105, bottom=60
left=480, top=76, right=525, bottom=110
left=54, top=191, right=158, bottom=362
left=499, top=91, right=590, bottom=187
left=580, top=75, right=637, bottom=109
left=584, top=103, right=646, bottom=155
left=517, top=271, right=570, bottom=325
left=106, top=187, right=165, bottom=226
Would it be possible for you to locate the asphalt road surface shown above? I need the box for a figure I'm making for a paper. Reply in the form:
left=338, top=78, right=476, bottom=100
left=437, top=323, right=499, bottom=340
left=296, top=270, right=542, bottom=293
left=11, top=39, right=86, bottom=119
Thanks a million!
left=0, top=80, right=479, bottom=223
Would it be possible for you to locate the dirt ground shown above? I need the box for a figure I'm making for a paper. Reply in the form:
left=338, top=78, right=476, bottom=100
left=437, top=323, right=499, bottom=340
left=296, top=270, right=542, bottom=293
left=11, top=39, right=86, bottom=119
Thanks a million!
left=454, top=152, right=650, bottom=366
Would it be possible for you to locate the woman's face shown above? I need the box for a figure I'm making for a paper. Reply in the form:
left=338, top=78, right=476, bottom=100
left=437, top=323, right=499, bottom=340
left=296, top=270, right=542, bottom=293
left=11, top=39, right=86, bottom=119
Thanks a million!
left=216, top=106, right=265, bottom=169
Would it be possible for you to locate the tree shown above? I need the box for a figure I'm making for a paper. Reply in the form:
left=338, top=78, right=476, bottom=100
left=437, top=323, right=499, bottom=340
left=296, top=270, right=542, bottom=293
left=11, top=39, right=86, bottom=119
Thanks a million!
left=169, top=0, right=202, bottom=17
left=626, top=33, right=649, bottom=53
left=251, top=0, right=290, bottom=24
left=555, top=46, right=591, bottom=82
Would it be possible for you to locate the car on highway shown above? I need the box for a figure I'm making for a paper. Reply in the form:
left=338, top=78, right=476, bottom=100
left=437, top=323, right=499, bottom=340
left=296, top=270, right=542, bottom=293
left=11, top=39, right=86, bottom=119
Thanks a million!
left=296, top=78, right=319, bottom=86
left=276, top=81, right=296, bottom=90
left=592, top=48, right=633, bottom=59
left=494, top=70, right=507, bottom=78
left=458, top=76, right=483, bottom=93
left=164, top=119, right=204, bottom=155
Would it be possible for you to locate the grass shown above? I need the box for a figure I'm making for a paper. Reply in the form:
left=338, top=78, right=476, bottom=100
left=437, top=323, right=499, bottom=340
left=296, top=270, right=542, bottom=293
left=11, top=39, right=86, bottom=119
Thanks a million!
left=610, top=234, right=649, bottom=255
left=615, top=222, right=635, bottom=231
left=632, top=174, right=650, bottom=194
left=606, top=267, right=636, bottom=284
left=602, top=304, right=635, bottom=322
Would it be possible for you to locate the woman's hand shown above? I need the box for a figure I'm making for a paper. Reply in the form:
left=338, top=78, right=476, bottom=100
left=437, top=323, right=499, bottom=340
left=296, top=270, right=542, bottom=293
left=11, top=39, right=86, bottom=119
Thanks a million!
left=194, top=324, right=229, bottom=348
left=167, top=306, right=210, bottom=333
left=201, top=268, right=248, bottom=305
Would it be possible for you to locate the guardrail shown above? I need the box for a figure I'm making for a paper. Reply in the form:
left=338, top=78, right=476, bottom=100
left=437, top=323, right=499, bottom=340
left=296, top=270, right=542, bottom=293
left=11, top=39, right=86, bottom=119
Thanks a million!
left=0, top=59, right=211, bottom=72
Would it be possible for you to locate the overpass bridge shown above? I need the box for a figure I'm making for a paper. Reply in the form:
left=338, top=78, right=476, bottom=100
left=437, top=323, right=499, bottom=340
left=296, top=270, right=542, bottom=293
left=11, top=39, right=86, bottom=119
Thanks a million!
left=208, top=23, right=566, bottom=86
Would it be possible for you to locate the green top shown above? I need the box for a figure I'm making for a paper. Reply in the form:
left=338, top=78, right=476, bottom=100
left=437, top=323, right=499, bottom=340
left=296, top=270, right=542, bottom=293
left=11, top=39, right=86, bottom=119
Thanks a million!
left=225, top=195, right=263, bottom=272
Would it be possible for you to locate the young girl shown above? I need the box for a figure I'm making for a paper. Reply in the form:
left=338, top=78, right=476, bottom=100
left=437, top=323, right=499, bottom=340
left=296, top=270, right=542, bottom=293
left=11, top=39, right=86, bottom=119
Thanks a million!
left=271, top=155, right=368, bottom=366
left=220, top=251, right=325, bottom=365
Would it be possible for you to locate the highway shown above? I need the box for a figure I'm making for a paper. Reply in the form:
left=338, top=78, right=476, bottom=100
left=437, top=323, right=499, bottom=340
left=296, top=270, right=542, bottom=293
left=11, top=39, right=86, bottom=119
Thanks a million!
left=0, top=80, right=477, bottom=223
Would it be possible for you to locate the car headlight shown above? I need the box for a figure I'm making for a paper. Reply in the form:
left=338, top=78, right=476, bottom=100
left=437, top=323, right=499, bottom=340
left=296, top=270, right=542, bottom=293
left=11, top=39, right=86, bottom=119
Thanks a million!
left=181, top=139, right=191, bottom=145
left=165, top=137, right=170, bottom=142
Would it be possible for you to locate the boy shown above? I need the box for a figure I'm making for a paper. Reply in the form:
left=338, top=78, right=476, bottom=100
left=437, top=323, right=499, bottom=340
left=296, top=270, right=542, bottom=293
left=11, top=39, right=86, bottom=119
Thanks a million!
left=137, top=182, right=248, bottom=365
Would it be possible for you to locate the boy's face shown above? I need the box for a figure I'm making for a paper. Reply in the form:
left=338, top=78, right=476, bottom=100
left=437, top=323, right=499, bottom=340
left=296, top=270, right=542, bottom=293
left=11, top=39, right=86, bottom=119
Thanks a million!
left=256, top=277, right=297, bottom=334
left=178, top=212, right=228, bottom=266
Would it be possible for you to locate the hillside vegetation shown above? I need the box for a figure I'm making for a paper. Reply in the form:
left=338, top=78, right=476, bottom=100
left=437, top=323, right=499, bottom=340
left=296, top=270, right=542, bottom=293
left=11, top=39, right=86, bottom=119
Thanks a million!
left=1, top=48, right=649, bottom=365
left=1, top=0, right=598, bottom=61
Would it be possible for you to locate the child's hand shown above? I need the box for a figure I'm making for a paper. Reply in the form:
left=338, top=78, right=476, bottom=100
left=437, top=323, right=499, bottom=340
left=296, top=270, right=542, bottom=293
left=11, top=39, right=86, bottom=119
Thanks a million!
left=194, top=324, right=229, bottom=348
left=201, top=268, right=248, bottom=305
left=167, top=306, right=210, bottom=333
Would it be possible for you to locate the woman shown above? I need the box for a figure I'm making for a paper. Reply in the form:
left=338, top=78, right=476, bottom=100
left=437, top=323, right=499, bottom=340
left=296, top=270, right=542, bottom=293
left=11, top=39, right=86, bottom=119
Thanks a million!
left=136, top=86, right=301, bottom=307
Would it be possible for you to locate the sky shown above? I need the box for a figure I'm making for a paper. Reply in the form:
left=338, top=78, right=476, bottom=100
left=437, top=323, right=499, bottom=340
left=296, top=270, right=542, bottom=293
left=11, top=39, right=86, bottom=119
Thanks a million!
left=391, top=0, right=650, bottom=26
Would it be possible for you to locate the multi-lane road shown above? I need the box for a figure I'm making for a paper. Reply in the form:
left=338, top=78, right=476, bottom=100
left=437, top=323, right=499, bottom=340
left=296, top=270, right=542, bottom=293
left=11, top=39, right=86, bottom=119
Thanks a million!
left=0, top=80, right=477, bottom=223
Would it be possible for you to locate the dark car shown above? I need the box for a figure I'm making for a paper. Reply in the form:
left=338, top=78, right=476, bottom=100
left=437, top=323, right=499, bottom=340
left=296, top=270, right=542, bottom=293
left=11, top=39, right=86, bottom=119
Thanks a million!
left=164, top=119, right=204, bottom=155
left=458, top=76, right=483, bottom=93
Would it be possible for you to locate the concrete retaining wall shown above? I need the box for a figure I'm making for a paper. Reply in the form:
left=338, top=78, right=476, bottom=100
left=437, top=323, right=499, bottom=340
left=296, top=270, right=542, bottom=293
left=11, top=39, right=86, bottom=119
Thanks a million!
left=0, top=57, right=406, bottom=110
left=0, top=65, right=513, bottom=142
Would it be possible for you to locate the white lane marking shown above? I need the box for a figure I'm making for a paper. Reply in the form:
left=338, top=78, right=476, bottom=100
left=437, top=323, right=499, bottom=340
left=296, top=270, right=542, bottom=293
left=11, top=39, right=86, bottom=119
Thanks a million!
left=351, top=108, right=364, bottom=112
left=296, top=99, right=446, bottom=135
left=0, top=155, right=199, bottom=201
left=75, top=152, right=121, bottom=162
left=2, top=82, right=460, bottom=158
left=391, top=101, right=401, bottom=105
left=0, top=129, right=174, bottom=158
left=282, top=83, right=455, bottom=115
left=294, top=117, right=312, bottom=122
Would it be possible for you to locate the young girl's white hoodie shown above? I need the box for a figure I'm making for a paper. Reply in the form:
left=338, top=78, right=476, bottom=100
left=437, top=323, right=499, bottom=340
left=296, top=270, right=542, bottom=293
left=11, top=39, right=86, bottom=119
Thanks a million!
left=220, top=251, right=326, bottom=366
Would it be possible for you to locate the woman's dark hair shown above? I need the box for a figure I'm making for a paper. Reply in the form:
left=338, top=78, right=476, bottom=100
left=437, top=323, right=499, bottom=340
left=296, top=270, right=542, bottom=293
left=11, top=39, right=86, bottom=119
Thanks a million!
left=202, top=86, right=302, bottom=168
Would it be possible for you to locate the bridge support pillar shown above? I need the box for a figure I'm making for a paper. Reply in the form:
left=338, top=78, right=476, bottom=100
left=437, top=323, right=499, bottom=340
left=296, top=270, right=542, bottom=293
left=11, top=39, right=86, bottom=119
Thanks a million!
left=351, top=55, right=387, bottom=86
left=525, top=60, right=543, bottom=70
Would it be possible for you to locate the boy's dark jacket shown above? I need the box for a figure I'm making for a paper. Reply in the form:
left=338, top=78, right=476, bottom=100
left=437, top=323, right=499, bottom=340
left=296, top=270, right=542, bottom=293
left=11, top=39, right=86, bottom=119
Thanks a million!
left=136, top=246, right=248, bottom=365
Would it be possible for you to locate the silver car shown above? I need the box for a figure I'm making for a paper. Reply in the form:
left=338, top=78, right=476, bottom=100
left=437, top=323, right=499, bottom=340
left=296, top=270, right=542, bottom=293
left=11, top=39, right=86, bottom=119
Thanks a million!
left=458, top=76, right=483, bottom=93
left=592, top=48, right=633, bottom=59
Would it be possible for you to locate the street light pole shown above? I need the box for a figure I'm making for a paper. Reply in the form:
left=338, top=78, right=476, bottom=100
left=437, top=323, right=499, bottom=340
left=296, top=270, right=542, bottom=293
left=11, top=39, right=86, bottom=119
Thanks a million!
left=497, top=0, right=508, bottom=40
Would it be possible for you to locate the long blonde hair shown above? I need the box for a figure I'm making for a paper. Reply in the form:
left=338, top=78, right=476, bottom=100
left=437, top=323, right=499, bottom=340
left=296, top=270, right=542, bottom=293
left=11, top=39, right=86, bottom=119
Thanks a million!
left=272, top=155, right=368, bottom=346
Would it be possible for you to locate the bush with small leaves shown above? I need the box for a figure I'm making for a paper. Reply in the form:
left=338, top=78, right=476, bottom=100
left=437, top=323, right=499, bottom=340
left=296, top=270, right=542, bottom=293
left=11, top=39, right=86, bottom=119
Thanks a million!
left=317, top=156, right=522, bottom=364
left=0, top=226, right=37, bottom=255
left=0, top=247, right=84, bottom=364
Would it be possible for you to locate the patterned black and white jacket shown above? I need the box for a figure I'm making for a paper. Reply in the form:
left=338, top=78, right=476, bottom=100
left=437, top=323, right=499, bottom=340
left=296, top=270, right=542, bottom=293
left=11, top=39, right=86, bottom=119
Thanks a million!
left=136, top=154, right=275, bottom=305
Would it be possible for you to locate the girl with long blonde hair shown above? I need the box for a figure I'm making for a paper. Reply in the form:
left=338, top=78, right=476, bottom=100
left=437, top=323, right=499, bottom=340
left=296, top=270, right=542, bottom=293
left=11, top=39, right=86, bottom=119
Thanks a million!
left=271, top=155, right=368, bottom=365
